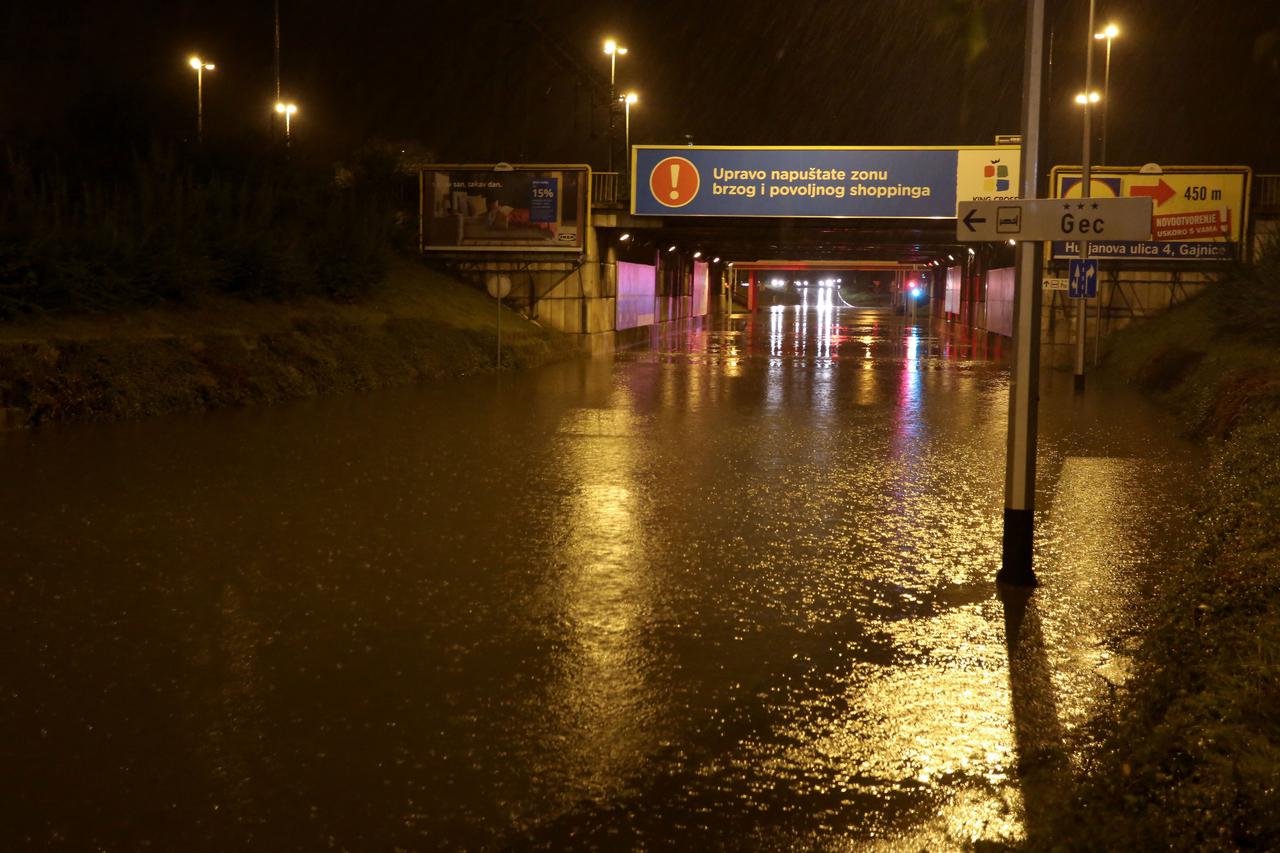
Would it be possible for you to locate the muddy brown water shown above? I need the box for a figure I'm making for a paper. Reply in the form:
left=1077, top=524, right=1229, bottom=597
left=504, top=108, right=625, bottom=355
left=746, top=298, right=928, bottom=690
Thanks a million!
left=1, top=308, right=1198, bottom=849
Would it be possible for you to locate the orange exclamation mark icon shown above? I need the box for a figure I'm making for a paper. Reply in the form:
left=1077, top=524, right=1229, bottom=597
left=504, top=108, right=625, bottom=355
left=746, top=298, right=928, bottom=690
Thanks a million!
left=669, top=163, right=680, bottom=201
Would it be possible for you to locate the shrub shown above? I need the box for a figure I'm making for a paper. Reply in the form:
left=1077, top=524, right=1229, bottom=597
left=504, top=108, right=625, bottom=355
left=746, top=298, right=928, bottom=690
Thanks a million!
left=0, top=142, right=398, bottom=317
left=1211, top=234, right=1280, bottom=341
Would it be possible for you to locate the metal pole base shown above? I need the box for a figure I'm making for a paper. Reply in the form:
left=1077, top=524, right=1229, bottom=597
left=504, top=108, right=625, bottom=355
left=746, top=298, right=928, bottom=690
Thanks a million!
left=1073, top=373, right=1085, bottom=394
left=998, top=508, right=1038, bottom=587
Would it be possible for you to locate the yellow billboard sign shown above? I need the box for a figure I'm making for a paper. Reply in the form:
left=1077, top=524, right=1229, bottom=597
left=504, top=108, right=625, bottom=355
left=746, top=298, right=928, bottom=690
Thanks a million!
left=1049, top=165, right=1251, bottom=261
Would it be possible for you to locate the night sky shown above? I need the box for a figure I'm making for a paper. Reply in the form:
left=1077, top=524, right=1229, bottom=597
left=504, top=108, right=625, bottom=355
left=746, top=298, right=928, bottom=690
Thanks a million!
left=3, top=1, right=1279, bottom=172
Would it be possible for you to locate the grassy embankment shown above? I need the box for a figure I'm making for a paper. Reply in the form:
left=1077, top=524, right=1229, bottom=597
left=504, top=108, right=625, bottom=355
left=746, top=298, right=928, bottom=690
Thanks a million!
left=0, top=259, right=577, bottom=427
left=1032, top=248, right=1280, bottom=850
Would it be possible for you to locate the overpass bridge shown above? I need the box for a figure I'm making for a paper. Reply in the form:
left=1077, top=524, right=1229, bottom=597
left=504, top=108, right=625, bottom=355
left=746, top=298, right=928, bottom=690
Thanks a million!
left=420, top=156, right=1271, bottom=356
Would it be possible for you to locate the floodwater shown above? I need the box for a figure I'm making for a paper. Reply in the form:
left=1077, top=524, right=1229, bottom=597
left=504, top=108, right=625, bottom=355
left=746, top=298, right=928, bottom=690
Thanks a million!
left=1, top=305, right=1197, bottom=850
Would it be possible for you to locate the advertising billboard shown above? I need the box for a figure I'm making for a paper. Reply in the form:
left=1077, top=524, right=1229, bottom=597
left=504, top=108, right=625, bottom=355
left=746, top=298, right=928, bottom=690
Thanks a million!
left=421, top=165, right=589, bottom=252
left=986, top=267, right=1015, bottom=338
left=692, top=261, right=710, bottom=317
left=945, top=265, right=962, bottom=315
left=616, top=261, right=657, bottom=330
left=1048, top=165, right=1251, bottom=261
left=630, top=146, right=1020, bottom=219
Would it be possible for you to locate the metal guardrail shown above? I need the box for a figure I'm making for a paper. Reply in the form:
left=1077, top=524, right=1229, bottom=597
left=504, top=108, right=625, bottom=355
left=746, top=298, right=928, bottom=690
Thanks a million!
left=1255, top=175, right=1280, bottom=213
left=591, top=171, right=626, bottom=207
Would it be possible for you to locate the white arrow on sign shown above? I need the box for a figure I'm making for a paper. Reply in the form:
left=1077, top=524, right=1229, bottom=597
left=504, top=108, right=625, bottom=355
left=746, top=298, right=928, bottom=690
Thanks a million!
left=956, top=197, right=1153, bottom=242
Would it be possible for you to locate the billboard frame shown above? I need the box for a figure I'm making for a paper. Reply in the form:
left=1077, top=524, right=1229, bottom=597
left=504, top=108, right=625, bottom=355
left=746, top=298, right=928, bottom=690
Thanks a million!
left=629, top=144, right=1022, bottom=220
left=1047, top=164, right=1252, bottom=262
left=419, top=163, right=591, bottom=254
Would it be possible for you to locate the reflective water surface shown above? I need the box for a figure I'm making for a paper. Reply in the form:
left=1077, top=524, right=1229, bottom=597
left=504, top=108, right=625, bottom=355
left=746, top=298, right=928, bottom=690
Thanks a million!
left=1, top=308, right=1197, bottom=849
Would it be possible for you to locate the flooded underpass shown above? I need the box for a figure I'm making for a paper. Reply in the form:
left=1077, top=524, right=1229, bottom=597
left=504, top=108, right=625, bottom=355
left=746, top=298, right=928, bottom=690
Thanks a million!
left=1, top=307, right=1199, bottom=850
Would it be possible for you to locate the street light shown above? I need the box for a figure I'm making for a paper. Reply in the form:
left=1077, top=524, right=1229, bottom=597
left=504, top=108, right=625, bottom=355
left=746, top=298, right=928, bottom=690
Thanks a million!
left=622, top=92, right=638, bottom=174
left=1074, top=0, right=1099, bottom=394
left=603, top=38, right=628, bottom=172
left=188, top=56, right=215, bottom=143
left=274, top=101, right=298, bottom=141
left=1094, top=24, right=1120, bottom=165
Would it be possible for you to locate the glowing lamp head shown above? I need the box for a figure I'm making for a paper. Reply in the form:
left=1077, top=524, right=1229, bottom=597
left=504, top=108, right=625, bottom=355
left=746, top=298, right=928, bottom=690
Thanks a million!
left=604, top=39, right=617, bottom=55
left=189, top=57, right=203, bottom=69
left=911, top=287, right=922, bottom=299
left=625, top=92, right=638, bottom=105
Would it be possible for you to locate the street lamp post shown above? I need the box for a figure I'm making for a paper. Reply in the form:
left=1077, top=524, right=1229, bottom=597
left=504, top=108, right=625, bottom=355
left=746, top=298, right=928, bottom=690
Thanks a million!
left=1094, top=24, right=1119, bottom=165
left=623, top=92, right=638, bottom=177
left=1074, top=0, right=1097, bottom=393
left=275, top=102, right=298, bottom=142
left=1076, top=89, right=1104, bottom=369
left=188, top=56, right=215, bottom=143
left=603, top=38, right=628, bottom=172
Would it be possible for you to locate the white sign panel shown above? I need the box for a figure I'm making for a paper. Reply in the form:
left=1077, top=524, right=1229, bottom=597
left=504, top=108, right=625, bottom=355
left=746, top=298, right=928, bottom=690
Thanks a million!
left=956, top=198, right=1153, bottom=241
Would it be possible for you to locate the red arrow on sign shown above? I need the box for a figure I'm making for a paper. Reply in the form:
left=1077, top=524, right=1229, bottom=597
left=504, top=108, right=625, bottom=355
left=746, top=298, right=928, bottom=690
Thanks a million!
left=1129, top=178, right=1176, bottom=207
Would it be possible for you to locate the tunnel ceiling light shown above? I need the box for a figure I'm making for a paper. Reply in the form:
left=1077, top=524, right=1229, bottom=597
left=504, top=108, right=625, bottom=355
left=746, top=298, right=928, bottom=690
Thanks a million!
left=668, top=245, right=677, bottom=252
left=693, top=251, right=702, bottom=258
left=619, top=232, right=631, bottom=241
left=947, top=254, right=955, bottom=261
left=968, top=247, right=975, bottom=255
left=712, top=257, right=720, bottom=263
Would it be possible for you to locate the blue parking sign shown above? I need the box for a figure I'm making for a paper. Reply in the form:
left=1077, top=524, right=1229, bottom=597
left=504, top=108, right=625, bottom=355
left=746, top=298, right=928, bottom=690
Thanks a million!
left=1068, top=259, right=1098, bottom=299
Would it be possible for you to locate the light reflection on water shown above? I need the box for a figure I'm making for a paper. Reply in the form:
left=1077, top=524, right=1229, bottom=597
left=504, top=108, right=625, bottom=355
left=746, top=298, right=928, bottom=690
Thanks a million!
left=0, top=308, right=1198, bottom=850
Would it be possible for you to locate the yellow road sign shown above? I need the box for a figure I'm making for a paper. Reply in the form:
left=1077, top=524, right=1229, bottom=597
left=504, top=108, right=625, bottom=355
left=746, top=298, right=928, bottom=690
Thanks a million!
left=1051, top=166, right=1250, bottom=242
left=1049, top=165, right=1250, bottom=261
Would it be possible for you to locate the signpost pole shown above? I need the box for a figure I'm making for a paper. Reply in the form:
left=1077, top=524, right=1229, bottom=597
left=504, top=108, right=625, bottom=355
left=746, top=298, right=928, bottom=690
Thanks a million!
left=1074, top=0, right=1097, bottom=394
left=999, top=0, right=1048, bottom=588
left=1094, top=275, right=1103, bottom=366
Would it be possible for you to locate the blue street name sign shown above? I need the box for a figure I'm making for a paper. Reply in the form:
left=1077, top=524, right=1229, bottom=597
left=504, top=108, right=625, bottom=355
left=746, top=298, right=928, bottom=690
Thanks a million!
left=1068, top=258, right=1098, bottom=299
left=1052, top=240, right=1233, bottom=262
left=631, top=145, right=1018, bottom=219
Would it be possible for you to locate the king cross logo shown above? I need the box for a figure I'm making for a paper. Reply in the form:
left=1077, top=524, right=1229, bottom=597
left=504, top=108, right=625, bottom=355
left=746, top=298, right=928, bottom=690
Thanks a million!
left=984, top=160, right=1011, bottom=194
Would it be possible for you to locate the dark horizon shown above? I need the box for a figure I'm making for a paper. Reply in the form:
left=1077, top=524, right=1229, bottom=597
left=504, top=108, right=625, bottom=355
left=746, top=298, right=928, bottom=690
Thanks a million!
left=3, top=0, right=1279, bottom=172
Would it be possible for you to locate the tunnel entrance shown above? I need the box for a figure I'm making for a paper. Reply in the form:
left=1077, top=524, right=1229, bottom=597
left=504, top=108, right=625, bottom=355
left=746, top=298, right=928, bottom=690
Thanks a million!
left=597, top=143, right=1021, bottom=333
